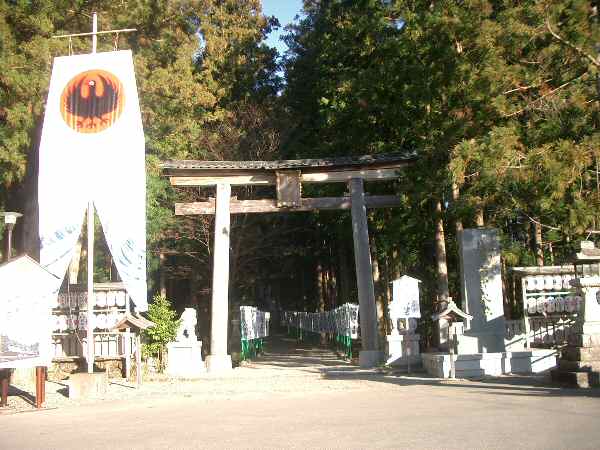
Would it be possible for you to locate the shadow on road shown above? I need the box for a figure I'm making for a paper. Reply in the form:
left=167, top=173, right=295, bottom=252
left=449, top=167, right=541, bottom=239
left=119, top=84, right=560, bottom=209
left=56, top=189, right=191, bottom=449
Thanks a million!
left=251, top=333, right=600, bottom=399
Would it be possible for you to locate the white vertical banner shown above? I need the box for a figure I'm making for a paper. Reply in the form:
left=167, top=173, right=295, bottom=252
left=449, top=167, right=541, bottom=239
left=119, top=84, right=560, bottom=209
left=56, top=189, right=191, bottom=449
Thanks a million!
left=38, top=50, right=147, bottom=311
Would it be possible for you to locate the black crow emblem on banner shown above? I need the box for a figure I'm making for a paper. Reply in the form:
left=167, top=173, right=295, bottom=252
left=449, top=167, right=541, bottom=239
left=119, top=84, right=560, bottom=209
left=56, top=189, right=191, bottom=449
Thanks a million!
left=60, top=69, right=125, bottom=133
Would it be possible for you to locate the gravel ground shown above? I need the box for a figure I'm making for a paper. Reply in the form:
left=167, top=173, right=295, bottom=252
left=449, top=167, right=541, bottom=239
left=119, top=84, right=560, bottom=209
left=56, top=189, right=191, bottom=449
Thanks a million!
left=0, top=335, right=568, bottom=414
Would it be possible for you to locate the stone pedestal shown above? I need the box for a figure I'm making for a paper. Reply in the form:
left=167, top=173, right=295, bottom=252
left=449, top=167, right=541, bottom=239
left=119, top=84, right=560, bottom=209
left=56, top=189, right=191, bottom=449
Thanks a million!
left=358, top=351, right=383, bottom=368
left=166, top=341, right=206, bottom=378
left=68, top=371, right=108, bottom=399
left=206, top=354, right=233, bottom=373
left=385, top=333, right=421, bottom=367
left=552, top=276, right=600, bottom=388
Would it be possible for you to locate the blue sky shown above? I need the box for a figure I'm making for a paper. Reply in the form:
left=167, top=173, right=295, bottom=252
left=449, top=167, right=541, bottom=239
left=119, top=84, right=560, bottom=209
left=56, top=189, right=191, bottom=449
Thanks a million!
left=261, top=0, right=304, bottom=56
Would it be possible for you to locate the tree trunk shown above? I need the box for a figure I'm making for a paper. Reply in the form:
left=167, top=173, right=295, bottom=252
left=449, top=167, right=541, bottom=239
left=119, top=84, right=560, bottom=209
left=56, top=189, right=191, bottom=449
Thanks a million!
left=475, top=207, right=484, bottom=227
left=159, top=251, right=167, bottom=298
left=434, top=200, right=450, bottom=301
left=452, top=182, right=464, bottom=235
left=337, top=238, right=352, bottom=303
left=434, top=199, right=450, bottom=351
left=533, top=220, right=544, bottom=266
left=316, top=261, right=326, bottom=344
left=370, top=235, right=389, bottom=340
left=382, top=253, right=393, bottom=335
left=17, top=121, right=42, bottom=261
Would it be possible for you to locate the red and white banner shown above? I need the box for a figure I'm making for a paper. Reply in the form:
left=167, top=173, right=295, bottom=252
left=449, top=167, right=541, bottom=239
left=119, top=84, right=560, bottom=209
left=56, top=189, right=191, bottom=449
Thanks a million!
left=38, top=50, right=147, bottom=311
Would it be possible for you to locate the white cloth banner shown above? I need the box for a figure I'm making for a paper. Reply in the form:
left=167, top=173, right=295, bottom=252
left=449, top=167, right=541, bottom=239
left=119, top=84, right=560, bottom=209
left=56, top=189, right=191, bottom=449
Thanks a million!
left=391, top=275, right=421, bottom=319
left=38, top=50, right=147, bottom=311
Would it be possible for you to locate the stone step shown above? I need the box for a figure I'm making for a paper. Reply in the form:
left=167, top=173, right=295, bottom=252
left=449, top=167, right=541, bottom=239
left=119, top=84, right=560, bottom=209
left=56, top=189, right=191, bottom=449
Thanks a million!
left=561, top=346, right=600, bottom=362
left=551, top=369, right=600, bottom=388
left=456, top=368, right=485, bottom=379
left=558, top=359, right=600, bottom=372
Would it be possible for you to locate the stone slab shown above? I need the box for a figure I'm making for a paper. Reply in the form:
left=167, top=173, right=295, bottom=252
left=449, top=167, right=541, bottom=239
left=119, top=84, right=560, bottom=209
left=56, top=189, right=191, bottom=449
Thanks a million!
left=422, top=353, right=504, bottom=378
left=68, top=372, right=108, bottom=400
left=506, top=350, right=558, bottom=374
left=422, top=350, right=557, bottom=379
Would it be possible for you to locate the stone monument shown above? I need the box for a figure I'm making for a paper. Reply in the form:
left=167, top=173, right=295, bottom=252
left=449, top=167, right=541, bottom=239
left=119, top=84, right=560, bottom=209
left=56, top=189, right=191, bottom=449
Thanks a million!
left=458, top=228, right=506, bottom=353
left=166, top=308, right=206, bottom=378
left=385, top=276, right=421, bottom=367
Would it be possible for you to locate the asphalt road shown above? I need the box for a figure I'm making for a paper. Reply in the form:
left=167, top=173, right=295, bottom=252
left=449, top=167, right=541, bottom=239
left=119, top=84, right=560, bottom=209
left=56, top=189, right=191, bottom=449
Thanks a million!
left=2, top=375, right=600, bottom=450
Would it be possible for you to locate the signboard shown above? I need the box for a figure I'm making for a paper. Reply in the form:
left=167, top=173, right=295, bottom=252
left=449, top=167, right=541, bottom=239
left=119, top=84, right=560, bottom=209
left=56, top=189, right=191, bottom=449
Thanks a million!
left=390, top=275, right=421, bottom=319
left=0, top=256, right=58, bottom=368
left=38, top=50, right=147, bottom=311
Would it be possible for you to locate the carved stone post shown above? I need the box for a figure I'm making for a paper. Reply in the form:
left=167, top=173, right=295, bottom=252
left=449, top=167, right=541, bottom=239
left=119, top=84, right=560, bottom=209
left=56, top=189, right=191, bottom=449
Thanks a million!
left=349, top=178, right=381, bottom=367
left=206, top=183, right=233, bottom=372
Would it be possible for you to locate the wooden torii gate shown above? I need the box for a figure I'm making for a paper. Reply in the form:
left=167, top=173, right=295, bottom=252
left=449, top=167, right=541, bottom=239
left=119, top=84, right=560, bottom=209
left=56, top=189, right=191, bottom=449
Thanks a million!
left=162, top=153, right=415, bottom=369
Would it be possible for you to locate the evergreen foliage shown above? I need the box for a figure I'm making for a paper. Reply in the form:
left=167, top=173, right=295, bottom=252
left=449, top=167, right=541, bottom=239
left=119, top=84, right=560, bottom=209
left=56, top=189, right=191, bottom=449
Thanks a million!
left=1, top=0, right=599, bottom=345
left=143, top=294, right=180, bottom=372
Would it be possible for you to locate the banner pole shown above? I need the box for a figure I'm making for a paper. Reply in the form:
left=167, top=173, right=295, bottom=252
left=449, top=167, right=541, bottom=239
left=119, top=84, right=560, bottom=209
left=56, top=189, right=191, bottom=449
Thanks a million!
left=86, top=13, right=97, bottom=374
left=92, top=12, right=97, bottom=53
left=87, top=201, right=94, bottom=373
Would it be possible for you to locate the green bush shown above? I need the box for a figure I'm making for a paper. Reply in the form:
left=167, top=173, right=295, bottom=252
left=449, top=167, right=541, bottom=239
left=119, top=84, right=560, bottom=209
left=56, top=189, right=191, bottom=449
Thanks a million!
left=143, top=294, right=180, bottom=372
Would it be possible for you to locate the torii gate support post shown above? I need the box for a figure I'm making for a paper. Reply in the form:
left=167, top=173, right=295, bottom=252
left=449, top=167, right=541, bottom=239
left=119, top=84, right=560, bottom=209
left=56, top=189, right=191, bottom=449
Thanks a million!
left=206, top=183, right=233, bottom=372
left=349, top=178, right=382, bottom=367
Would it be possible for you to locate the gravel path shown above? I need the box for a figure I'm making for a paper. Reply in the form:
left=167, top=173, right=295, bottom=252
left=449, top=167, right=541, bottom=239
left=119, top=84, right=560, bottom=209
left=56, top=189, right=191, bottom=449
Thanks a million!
left=1, top=334, right=585, bottom=414
left=2, top=335, right=375, bottom=412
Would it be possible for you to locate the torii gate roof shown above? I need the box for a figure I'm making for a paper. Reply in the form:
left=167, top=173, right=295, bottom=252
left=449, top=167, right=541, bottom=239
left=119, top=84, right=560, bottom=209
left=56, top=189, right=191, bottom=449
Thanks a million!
left=162, top=153, right=416, bottom=177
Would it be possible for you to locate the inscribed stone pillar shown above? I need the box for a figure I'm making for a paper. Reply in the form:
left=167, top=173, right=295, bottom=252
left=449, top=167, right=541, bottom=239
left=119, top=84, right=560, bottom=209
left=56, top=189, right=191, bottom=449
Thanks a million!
left=206, top=183, right=233, bottom=372
left=458, top=228, right=506, bottom=353
left=349, top=178, right=381, bottom=367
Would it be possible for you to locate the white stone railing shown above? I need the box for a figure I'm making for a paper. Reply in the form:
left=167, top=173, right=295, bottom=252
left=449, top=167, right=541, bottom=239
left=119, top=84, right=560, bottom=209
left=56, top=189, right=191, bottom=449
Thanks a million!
left=240, top=306, right=270, bottom=341
left=282, top=303, right=359, bottom=338
left=505, top=316, right=580, bottom=350
left=239, top=306, right=270, bottom=360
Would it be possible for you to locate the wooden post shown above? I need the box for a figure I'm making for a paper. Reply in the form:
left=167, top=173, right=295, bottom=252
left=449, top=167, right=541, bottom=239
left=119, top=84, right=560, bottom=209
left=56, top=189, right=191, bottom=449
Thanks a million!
left=349, top=178, right=380, bottom=367
left=124, top=328, right=131, bottom=380
left=206, top=183, right=233, bottom=372
left=35, top=366, right=45, bottom=408
left=522, top=276, right=531, bottom=349
left=0, top=369, right=10, bottom=407
left=136, top=335, right=142, bottom=387
left=449, top=332, right=456, bottom=379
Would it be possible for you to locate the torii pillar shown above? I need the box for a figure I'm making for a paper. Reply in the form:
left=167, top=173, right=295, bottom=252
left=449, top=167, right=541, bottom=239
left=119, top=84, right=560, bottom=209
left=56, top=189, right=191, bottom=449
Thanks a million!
left=350, top=178, right=382, bottom=367
left=206, top=183, right=233, bottom=372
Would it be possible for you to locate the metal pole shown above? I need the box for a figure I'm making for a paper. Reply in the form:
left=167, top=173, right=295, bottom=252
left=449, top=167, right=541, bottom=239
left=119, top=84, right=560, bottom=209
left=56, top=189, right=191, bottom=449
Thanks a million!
left=87, top=202, right=95, bottom=373
left=86, top=12, right=98, bottom=374
left=4, top=223, right=14, bottom=262
left=92, top=12, right=97, bottom=53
